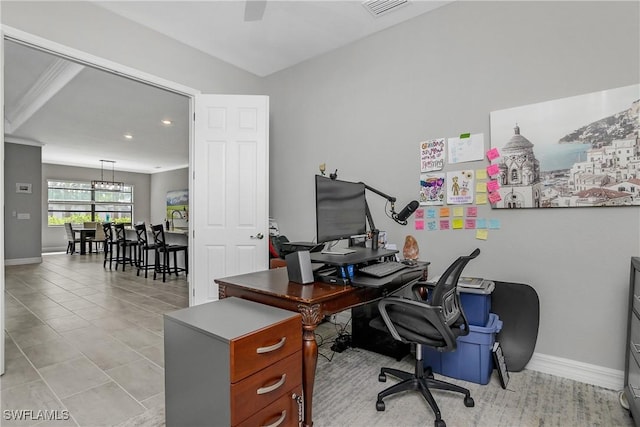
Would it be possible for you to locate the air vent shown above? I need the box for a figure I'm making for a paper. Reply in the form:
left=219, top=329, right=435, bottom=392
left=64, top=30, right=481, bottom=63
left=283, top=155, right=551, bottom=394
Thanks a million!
left=362, top=0, right=409, bottom=17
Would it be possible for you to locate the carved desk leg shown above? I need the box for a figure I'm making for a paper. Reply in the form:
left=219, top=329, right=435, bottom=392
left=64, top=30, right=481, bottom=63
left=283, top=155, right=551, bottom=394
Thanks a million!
left=298, top=303, right=322, bottom=427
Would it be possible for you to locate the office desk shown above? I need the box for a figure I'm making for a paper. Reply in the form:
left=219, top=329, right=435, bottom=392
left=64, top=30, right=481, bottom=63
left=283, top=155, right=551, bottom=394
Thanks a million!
left=215, top=266, right=425, bottom=427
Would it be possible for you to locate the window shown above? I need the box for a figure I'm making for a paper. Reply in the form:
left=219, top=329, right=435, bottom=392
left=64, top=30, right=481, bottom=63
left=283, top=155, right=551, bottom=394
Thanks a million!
left=48, top=180, right=133, bottom=226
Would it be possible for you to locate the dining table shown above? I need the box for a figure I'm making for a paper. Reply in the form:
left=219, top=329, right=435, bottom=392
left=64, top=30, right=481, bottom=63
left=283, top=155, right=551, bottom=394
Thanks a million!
left=73, top=227, right=96, bottom=255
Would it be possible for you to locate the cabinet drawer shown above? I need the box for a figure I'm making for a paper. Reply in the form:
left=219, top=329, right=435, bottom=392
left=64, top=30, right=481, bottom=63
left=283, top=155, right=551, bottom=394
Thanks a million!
left=235, top=385, right=303, bottom=427
left=231, top=351, right=302, bottom=425
left=631, top=317, right=640, bottom=367
left=231, top=315, right=301, bottom=382
left=628, top=351, right=640, bottom=407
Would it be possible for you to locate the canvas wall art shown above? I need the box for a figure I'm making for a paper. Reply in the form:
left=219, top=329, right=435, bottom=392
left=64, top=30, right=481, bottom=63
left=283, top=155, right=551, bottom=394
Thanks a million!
left=489, top=84, right=639, bottom=208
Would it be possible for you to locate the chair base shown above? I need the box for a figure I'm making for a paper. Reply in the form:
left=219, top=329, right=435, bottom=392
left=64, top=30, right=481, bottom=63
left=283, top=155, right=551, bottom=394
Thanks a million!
left=375, top=350, right=474, bottom=427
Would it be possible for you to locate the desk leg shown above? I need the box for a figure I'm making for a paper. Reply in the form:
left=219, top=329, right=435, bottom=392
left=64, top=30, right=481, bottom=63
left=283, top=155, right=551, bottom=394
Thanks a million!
left=80, top=232, right=87, bottom=255
left=298, top=304, right=322, bottom=427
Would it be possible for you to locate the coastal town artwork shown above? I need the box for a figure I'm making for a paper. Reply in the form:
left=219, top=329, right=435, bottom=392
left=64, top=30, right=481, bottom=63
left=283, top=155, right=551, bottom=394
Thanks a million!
left=489, top=84, right=640, bottom=208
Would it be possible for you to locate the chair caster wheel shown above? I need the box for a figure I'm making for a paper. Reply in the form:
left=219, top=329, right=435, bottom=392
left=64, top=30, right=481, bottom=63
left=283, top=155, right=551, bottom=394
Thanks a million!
left=376, top=400, right=385, bottom=411
left=378, top=373, right=386, bottom=382
left=434, top=419, right=446, bottom=427
left=464, top=396, right=475, bottom=407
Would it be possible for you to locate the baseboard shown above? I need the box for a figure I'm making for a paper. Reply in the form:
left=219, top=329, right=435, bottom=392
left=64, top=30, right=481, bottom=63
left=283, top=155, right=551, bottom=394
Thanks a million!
left=526, top=352, right=624, bottom=391
left=4, top=257, right=43, bottom=265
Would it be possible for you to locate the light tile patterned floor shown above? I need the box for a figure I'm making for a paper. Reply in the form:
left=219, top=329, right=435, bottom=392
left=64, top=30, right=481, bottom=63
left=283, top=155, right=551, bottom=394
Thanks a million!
left=1, top=252, right=189, bottom=426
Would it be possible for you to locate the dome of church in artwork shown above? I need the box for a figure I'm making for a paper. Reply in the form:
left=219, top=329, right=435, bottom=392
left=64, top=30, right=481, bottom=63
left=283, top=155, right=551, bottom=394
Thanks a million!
left=503, top=125, right=534, bottom=151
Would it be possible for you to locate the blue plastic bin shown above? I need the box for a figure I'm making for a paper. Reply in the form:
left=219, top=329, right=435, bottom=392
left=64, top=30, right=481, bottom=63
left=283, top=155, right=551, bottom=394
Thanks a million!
left=422, top=313, right=502, bottom=385
left=460, top=292, right=491, bottom=326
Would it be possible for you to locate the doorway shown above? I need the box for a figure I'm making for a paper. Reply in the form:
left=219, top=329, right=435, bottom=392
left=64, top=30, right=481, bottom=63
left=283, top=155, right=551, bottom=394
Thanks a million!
left=1, top=27, right=199, bottom=375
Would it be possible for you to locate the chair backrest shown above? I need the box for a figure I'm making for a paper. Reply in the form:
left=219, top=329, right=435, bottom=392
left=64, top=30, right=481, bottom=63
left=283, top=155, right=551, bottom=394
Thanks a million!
left=135, top=223, right=149, bottom=246
left=114, top=223, right=127, bottom=242
left=150, top=224, right=167, bottom=249
left=93, top=222, right=106, bottom=240
left=83, top=221, right=98, bottom=229
left=102, top=222, right=114, bottom=243
left=64, top=222, right=75, bottom=241
left=429, top=248, right=481, bottom=325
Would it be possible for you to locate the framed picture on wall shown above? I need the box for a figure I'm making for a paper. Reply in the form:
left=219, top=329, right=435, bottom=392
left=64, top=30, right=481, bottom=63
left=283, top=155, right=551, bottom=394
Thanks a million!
left=489, top=84, right=639, bottom=208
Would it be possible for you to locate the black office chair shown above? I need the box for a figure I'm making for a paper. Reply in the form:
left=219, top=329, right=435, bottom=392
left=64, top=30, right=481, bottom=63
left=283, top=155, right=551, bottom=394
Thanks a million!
left=370, top=248, right=481, bottom=427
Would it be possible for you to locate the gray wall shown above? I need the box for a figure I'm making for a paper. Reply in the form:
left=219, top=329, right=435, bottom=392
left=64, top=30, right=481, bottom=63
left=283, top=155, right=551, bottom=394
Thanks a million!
left=42, top=163, right=150, bottom=252
left=4, top=143, right=42, bottom=262
left=150, top=168, right=189, bottom=227
left=1, top=1, right=263, bottom=94
left=265, top=1, right=640, bottom=372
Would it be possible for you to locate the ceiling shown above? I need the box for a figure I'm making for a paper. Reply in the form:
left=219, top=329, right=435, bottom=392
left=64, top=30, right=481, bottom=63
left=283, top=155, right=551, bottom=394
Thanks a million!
left=4, top=1, right=450, bottom=174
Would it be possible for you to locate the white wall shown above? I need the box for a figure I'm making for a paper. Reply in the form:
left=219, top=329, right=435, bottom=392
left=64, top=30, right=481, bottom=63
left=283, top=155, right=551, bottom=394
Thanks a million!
left=42, top=163, right=150, bottom=252
left=265, top=0, right=640, bottom=373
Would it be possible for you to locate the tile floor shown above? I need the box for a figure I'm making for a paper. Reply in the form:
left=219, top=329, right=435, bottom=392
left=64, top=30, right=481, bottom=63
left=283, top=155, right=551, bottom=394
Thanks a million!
left=1, top=252, right=189, bottom=426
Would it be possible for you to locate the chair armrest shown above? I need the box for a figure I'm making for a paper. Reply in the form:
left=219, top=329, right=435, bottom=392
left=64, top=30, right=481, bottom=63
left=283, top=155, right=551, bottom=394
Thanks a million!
left=378, top=296, right=459, bottom=350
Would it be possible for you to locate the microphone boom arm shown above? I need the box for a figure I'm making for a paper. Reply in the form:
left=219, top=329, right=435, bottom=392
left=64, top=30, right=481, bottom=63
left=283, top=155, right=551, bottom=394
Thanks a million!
left=361, top=182, right=397, bottom=231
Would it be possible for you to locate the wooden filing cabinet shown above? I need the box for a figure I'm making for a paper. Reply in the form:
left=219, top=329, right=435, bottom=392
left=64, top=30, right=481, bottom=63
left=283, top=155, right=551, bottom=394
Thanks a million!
left=625, top=257, right=640, bottom=426
left=164, top=297, right=303, bottom=427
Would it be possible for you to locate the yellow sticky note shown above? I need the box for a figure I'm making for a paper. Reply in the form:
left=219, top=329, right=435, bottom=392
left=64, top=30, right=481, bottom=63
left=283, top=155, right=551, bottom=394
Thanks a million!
left=476, top=169, right=487, bottom=180
left=476, top=229, right=488, bottom=240
left=476, top=193, right=488, bottom=204
left=439, top=207, right=450, bottom=217
left=452, top=218, right=464, bottom=229
left=452, top=207, right=464, bottom=217
left=476, top=182, right=487, bottom=193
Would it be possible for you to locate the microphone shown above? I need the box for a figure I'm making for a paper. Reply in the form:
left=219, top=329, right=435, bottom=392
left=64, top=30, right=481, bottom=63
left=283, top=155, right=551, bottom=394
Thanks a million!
left=393, top=200, right=419, bottom=225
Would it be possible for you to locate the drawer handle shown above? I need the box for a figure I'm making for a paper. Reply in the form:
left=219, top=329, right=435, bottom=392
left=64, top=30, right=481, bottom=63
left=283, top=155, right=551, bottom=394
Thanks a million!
left=261, top=410, right=286, bottom=427
left=633, top=342, right=640, bottom=353
left=257, top=337, right=286, bottom=354
left=631, top=385, right=640, bottom=399
left=257, top=374, right=287, bottom=395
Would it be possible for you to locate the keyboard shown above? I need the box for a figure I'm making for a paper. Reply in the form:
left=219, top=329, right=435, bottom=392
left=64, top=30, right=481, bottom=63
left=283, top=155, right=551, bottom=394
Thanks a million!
left=358, top=261, right=408, bottom=278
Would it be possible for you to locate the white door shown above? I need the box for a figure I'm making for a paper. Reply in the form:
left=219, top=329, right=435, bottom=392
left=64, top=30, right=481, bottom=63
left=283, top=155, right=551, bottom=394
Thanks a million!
left=191, top=94, right=269, bottom=305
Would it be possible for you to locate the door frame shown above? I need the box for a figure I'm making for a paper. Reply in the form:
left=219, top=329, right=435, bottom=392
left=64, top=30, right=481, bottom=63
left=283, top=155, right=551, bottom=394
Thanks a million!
left=0, top=25, right=201, bottom=374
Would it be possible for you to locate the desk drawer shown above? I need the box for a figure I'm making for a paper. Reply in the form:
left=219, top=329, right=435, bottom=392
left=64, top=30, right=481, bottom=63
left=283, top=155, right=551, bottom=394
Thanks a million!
left=235, top=385, right=303, bottom=427
left=231, top=315, right=301, bottom=382
left=631, top=317, right=640, bottom=367
left=231, top=351, right=301, bottom=425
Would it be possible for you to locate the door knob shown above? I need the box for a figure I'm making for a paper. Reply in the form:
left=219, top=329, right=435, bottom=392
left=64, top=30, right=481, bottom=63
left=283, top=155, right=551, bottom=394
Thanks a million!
left=251, top=233, right=264, bottom=239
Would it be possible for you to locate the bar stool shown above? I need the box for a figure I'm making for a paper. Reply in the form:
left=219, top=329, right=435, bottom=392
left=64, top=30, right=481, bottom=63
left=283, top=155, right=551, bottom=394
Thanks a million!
left=150, top=224, right=188, bottom=282
left=114, top=223, right=138, bottom=271
left=102, top=223, right=117, bottom=269
left=135, top=223, right=156, bottom=278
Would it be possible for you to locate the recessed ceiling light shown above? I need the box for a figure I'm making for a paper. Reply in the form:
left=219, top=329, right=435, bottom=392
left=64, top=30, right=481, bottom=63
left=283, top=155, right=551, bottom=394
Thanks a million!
left=161, top=119, right=173, bottom=126
left=124, top=133, right=133, bottom=139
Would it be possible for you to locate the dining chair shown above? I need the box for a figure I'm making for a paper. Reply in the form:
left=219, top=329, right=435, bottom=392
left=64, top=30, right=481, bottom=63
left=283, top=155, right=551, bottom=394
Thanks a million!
left=64, top=222, right=81, bottom=254
left=114, top=223, right=138, bottom=271
left=150, top=224, right=188, bottom=282
left=90, top=222, right=106, bottom=254
left=135, top=223, right=156, bottom=278
left=102, top=223, right=117, bottom=269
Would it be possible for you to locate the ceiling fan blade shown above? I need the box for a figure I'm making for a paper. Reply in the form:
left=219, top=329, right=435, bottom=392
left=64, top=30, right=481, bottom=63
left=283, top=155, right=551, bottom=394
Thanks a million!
left=244, top=0, right=267, bottom=21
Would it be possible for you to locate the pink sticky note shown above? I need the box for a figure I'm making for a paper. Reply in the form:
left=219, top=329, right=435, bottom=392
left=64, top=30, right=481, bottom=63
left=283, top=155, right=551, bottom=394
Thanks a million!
left=466, top=206, right=477, bottom=217
left=415, top=220, right=425, bottom=230
left=486, top=163, right=500, bottom=176
left=439, top=219, right=450, bottom=230
left=488, top=191, right=502, bottom=203
left=486, top=147, right=500, bottom=161
left=487, top=180, right=500, bottom=192
left=414, top=209, right=424, bottom=219
left=465, top=219, right=476, bottom=229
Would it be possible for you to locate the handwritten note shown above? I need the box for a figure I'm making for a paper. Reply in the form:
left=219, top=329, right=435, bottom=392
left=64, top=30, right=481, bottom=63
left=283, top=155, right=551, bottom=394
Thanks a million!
left=415, top=220, right=425, bottom=230
left=476, top=194, right=488, bottom=204
left=486, top=147, right=500, bottom=161
left=452, top=218, right=464, bottom=229
left=489, top=219, right=501, bottom=229
left=453, top=207, right=464, bottom=217
left=476, top=229, right=488, bottom=240
left=486, top=163, right=500, bottom=176
left=488, top=192, right=502, bottom=204
left=427, top=208, right=437, bottom=218
left=476, top=218, right=487, bottom=229
left=476, top=182, right=487, bottom=193
left=487, top=180, right=501, bottom=192
left=439, top=207, right=450, bottom=217
left=427, top=220, right=438, bottom=231
left=420, top=138, right=446, bottom=172
left=440, top=219, right=450, bottom=230
left=415, top=209, right=424, bottom=219
left=465, top=219, right=476, bottom=229
left=476, top=169, right=487, bottom=180
left=467, top=206, right=477, bottom=217
left=448, top=133, right=485, bottom=164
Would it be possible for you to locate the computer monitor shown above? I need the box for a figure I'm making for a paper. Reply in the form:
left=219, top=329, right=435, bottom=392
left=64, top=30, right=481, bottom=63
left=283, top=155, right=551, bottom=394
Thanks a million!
left=315, top=175, right=367, bottom=244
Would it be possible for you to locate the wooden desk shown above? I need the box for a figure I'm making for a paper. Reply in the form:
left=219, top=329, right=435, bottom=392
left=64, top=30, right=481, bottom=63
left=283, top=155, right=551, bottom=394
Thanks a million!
left=215, top=266, right=425, bottom=427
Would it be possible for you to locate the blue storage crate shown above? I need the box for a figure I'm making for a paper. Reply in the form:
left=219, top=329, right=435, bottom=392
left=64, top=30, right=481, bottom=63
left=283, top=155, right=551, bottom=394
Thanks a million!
left=422, top=313, right=502, bottom=385
left=460, top=292, right=491, bottom=326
